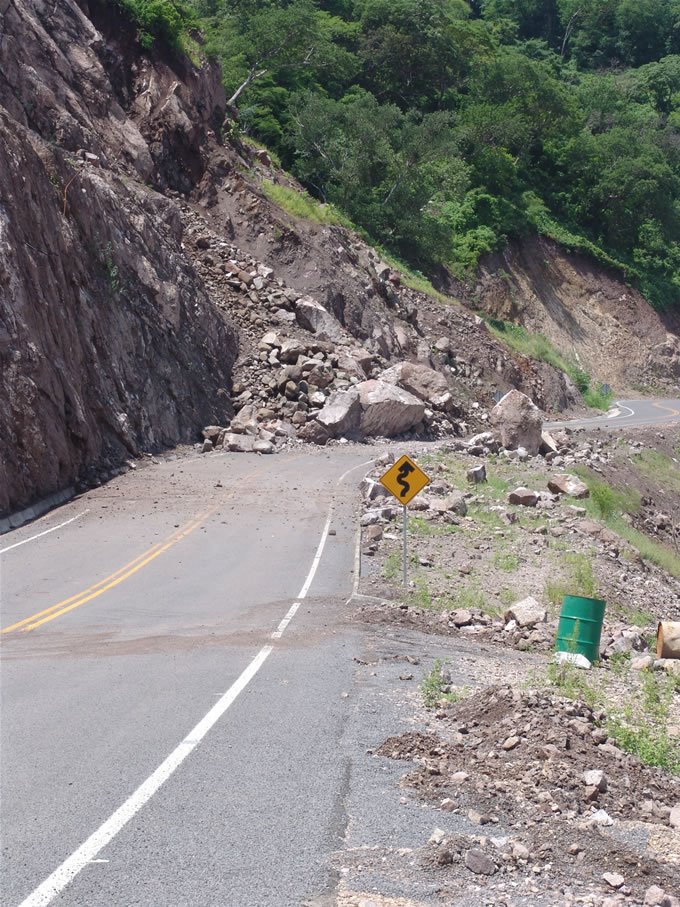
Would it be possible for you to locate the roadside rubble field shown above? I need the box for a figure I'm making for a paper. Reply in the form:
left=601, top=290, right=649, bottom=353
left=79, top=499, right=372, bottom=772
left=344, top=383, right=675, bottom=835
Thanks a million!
left=350, top=423, right=680, bottom=906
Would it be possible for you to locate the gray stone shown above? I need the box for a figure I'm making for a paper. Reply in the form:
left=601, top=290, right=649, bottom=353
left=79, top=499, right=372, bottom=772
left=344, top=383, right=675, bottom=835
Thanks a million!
left=602, top=872, right=624, bottom=890
left=467, top=464, right=487, bottom=484
left=316, top=389, right=361, bottom=438
left=295, top=296, right=345, bottom=341
left=356, top=380, right=425, bottom=437
left=279, top=338, right=306, bottom=363
left=381, top=361, right=453, bottom=410
left=504, top=596, right=546, bottom=628
left=583, top=769, right=607, bottom=792
left=490, top=389, right=543, bottom=455
left=670, top=804, right=680, bottom=829
left=508, top=487, right=539, bottom=507
left=230, top=404, right=259, bottom=435
left=548, top=474, right=590, bottom=499
left=465, top=848, right=496, bottom=876
left=252, top=439, right=274, bottom=454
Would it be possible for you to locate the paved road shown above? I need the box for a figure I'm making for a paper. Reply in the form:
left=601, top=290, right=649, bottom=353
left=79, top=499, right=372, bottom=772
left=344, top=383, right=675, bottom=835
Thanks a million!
left=546, top=398, right=680, bottom=431
left=0, top=447, right=378, bottom=907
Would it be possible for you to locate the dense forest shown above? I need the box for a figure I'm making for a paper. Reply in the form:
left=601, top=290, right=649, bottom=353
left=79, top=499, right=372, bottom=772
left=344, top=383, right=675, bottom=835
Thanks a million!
left=119, top=0, right=680, bottom=310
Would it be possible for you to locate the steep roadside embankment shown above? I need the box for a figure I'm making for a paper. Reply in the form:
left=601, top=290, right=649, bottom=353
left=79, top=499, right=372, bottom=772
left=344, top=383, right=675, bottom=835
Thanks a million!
left=468, top=236, right=680, bottom=393
left=0, top=0, right=237, bottom=515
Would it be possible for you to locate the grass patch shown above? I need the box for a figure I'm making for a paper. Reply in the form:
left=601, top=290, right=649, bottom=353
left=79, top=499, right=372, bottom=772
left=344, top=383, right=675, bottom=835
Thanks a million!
left=241, top=135, right=282, bottom=168
left=485, top=319, right=613, bottom=411
left=546, top=662, right=679, bottom=775
left=377, top=248, right=458, bottom=306
left=546, top=660, right=600, bottom=707
left=421, top=659, right=469, bottom=708
left=545, top=551, right=599, bottom=608
left=632, top=449, right=680, bottom=495
left=573, top=468, right=680, bottom=579
left=408, top=516, right=459, bottom=537
left=607, top=672, right=680, bottom=775
left=261, top=181, right=354, bottom=228
left=411, top=575, right=433, bottom=609
left=384, top=551, right=401, bottom=582
left=494, top=549, right=520, bottom=571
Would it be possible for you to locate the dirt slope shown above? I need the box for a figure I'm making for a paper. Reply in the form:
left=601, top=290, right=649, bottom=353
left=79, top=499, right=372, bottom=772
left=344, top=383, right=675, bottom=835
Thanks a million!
left=467, top=237, right=680, bottom=394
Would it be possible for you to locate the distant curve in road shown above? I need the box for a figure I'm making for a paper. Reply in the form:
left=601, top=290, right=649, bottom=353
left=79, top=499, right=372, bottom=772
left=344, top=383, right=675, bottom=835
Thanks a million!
left=546, top=398, right=680, bottom=431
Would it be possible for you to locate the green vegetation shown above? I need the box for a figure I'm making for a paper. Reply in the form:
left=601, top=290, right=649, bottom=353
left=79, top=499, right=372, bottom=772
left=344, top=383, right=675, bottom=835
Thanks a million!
left=608, top=672, right=680, bottom=774
left=632, top=449, right=680, bottom=494
left=573, top=468, right=680, bottom=578
left=486, top=319, right=614, bottom=410
left=260, top=181, right=353, bottom=227
left=115, top=0, right=197, bottom=52
left=545, top=551, right=598, bottom=608
left=421, top=659, right=469, bottom=708
left=193, top=0, right=680, bottom=311
left=493, top=548, right=520, bottom=571
left=546, top=661, right=680, bottom=774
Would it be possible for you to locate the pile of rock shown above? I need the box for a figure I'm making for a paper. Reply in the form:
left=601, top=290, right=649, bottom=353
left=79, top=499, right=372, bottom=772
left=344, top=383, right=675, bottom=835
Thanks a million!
left=378, top=686, right=680, bottom=903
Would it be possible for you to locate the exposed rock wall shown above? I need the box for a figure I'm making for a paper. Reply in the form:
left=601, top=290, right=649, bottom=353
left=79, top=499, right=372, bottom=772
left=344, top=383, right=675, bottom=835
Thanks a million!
left=0, top=0, right=237, bottom=515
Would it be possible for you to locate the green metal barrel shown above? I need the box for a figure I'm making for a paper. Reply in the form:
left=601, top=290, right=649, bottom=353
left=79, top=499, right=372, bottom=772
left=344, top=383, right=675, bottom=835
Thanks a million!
left=555, top=595, right=606, bottom=664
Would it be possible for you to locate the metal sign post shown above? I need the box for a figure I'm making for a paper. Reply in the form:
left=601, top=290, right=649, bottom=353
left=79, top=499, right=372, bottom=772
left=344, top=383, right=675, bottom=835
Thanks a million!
left=403, top=505, right=408, bottom=586
left=378, top=454, right=430, bottom=589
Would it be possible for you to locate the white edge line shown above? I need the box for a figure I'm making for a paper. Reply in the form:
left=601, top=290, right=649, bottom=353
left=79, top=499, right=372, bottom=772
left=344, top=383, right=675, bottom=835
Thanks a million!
left=0, top=510, right=90, bottom=555
left=17, top=644, right=274, bottom=907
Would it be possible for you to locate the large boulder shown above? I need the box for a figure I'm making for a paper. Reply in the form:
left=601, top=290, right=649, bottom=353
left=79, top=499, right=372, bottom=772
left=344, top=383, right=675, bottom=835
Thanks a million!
left=490, top=390, right=543, bottom=456
left=316, top=389, right=361, bottom=437
left=381, top=361, right=453, bottom=410
left=295, top=296, right=345, bottom=342
left=356, top=380, right=425, bottom=437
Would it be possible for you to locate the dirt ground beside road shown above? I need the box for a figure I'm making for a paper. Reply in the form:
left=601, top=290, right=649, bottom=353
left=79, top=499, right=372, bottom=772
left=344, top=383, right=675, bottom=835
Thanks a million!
left=345, top=425, right=680, bottom=907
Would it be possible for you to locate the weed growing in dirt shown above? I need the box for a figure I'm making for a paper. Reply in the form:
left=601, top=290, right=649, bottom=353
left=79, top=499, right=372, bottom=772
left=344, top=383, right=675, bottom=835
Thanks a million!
left=408, top=516, right=459, bottom=537
left=607, top=673, right=680, bottom=775
left=573, top=467, right=680, bottom=578
left=546, top=661, right=599, bottom=707
left=421, top=659, right=469, bottom=709
left=384, top=552, right=401, bottom=581
left=547, top=662, right=680, bottom=775
left=411, top=575, right=433, bottom=609
left=632, top=449, right=680, bottom=495
left=545, top=552, right=598, bottom=608
left=494, top=549, right=520, bottom=571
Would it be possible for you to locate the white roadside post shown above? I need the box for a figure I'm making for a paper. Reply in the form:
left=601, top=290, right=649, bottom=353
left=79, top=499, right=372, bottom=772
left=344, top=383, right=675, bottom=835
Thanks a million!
left=378, top=454, right=430, bottom=589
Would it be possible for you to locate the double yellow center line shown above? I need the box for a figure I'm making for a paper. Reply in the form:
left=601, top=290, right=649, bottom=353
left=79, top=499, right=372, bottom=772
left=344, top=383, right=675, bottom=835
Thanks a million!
left=1, top=509, right=214, bottom=635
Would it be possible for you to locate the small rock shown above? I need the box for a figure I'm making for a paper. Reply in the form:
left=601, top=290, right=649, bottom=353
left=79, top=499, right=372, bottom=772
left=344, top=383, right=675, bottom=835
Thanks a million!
left=512, top=842, right=530, bottom=861
left=467, top=464, right=487, bottom=484
left=502, top=735, right=520, bottom=751
left=670, top=804, right=680, bottom=829
left=508, top=487, right=539, bottom=507
left=631, top=655, right=654, bottom=672
left=429, top=828, right=446, bottom=845
left=451, top=771, right=469, bottom=784
left=504, top=596, right=546, bottom=628
left=583, top=769, right=608, bottom=792
left=644, top=885, right=668, bottom=906
left=465, top=848, right=496, bottom=876
left=441, top=798, right=456, bottom=812
left=602, top=872, right=624, bottom=890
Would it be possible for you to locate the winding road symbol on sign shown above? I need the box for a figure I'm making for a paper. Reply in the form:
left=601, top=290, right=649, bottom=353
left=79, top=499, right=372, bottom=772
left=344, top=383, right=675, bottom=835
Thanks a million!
left=379, top=454, right=430, bottom=506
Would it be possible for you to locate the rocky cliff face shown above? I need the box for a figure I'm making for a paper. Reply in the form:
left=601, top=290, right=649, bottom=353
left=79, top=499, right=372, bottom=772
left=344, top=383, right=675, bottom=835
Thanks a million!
left=0, top=0, right=237, bottom=515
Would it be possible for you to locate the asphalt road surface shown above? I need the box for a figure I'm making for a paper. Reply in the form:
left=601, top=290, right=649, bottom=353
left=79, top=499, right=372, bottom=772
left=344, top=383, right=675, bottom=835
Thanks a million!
left=546, top=398, right=680, bottom=431
left=0, top=447, right=380, bottom=907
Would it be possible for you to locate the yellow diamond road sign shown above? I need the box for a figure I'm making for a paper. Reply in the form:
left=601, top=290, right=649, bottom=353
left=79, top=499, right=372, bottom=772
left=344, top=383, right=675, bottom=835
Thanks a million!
left=379, top=454, right=430, bottom=506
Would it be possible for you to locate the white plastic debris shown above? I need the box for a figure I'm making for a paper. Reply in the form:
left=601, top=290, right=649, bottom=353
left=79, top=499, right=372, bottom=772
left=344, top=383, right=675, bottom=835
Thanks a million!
left=553, top=651, right=592, bottom=670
